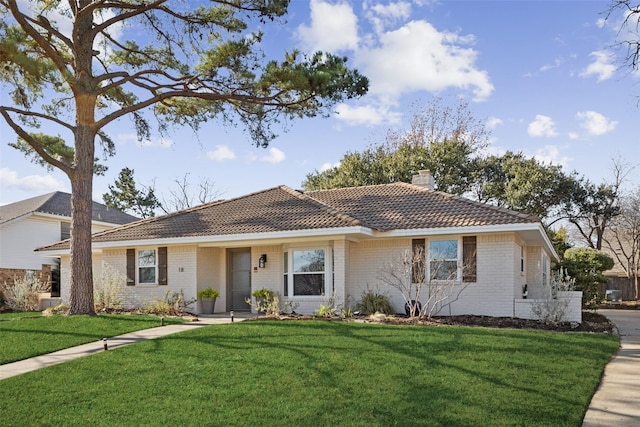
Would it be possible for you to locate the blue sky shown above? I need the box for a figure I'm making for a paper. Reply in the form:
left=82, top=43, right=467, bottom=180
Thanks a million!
left=1, top=0, right=638, bottom=207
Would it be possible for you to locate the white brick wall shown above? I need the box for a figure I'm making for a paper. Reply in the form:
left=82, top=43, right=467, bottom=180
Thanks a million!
left=346, top=234, right=521, bottom=318
left=57, top=232, right=556, bottom=320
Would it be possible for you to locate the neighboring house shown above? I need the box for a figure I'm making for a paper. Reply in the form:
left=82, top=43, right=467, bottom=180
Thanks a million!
left=0, top=192, right=139, bottom=292
left=38, top=172, right=582, bottom=322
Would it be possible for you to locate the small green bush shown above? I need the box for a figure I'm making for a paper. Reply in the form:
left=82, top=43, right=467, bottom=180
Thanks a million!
left=197, top=288, right=220, bottom=299
left=247, top=288, right=281, bottom=315
left=355, top=287, right=395, bottom=315
left=42, top=303, right=69, bottom=316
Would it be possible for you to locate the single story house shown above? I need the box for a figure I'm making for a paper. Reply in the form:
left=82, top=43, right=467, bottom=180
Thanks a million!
left=0, top=192, right=138, bottom=294
left=38, top=172, right=582, bottom=322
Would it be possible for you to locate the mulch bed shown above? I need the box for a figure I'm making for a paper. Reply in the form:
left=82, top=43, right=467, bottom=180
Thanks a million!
left=251, top=310, right=616, bottom=334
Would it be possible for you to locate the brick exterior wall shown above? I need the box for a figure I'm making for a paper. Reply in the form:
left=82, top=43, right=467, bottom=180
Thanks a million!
left=0, top=265, right=52, bottom=290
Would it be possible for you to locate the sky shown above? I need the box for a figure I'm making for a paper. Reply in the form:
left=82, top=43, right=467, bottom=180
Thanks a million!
left=1, top=0, right=639, bottom=208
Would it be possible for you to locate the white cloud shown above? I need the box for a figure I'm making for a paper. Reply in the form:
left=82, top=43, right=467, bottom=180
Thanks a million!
left=297, top=0, right=359, bottom=52
left=334, top=102, right=402, bottom=126
left=207, top=145, right=236, bottom=161
left=576, top=111, right=618, bottom=136
left=260, top=147, right=286, bottom=164
left=533, top=145, right=571, bottom=168
left=486, top=117, right=503, bottom=129
left=580, top=50, right=616, bottom=82
left=539, top=57, right=563, bottom=73
left=527, top=115, right=558, bottom=137
left=0, top=168, right=67, bottom=194
left=364, top=0, right=412, bottom=34
left=296, top=0, right=493, bottom=126
left=359, top=20, right=494, bottom=102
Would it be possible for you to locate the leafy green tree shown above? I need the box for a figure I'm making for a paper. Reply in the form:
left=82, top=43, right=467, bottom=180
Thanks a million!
left=304, top=97, right=487, bottom=193
left=470, top=152, right=574, bottom=222
left=561, top=248, right=614, bottom=305
left=0, top=0, right=368, bottom=314
left=103, top=168, right=160, bottom=219
left=547, top=227, right=573, bottom=263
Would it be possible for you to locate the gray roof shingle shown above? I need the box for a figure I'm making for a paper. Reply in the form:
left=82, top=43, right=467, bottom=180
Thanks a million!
left=0, top=192, right=139, bottom=225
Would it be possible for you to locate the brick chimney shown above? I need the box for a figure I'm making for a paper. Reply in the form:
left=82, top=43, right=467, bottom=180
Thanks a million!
left=411, top=170, right=435, bottom=190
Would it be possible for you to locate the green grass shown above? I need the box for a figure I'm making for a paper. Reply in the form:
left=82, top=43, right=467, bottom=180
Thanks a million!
left=0, top=312, right=184, bottom=364
left=0, top=321, right=618, bottom=427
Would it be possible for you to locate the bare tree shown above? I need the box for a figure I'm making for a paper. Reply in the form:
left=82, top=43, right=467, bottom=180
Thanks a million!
left=604, top=186, right=640, bottom=300
left=607, top=1, right=640, bottom=76
left=378, top=245, right=470, bottom=319
left=566, top=158, right=634, bottom=250
left=159, top=173, right=224, bottom=213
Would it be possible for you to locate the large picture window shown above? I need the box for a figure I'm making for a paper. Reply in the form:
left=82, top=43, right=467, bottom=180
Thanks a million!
left=138, top=249, right=157, bottom=284
left=429, top=239, right=458, bottom=281
left=284, top=249, right=327, bottom=296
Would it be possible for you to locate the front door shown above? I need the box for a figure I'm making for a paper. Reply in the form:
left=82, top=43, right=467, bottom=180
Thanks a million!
left=228, top=249, right=251, bottom=311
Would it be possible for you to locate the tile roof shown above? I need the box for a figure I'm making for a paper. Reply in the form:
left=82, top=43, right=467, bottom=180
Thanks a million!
left=0, top=192, right=139, bottom=225
left=79, top=186, right=362, bottom=244
left=307, top=183, right=539, bottom=231
left=38, top=183, right=542, bottom=251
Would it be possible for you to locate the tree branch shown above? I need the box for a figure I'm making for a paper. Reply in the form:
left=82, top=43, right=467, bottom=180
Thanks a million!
left=0, top=108, right=74, bottom=176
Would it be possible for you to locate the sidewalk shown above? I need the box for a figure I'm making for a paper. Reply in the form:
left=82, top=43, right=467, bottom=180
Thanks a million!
left=582, top=309, right=640, bottom=426
left=0, top=313, right=252, bottom=381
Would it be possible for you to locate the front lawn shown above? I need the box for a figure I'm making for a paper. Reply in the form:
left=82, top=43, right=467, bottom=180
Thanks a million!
left=0, top=320, right=618, bottom=426
left=0, top=312, right=184, bottom=364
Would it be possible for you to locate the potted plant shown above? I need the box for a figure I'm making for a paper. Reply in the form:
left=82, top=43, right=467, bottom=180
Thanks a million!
left=197, top=288, right=219, bottom=314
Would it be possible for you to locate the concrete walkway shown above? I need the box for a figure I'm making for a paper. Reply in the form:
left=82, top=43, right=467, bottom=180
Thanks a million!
left=583, top=309, right=640, bottom=426
left=0, top=313, right=252, bottom=381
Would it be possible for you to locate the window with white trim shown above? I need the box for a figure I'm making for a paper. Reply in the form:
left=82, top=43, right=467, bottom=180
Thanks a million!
left=138, top=249, right=157, bottom=284
left=429, top=239, right=458, bottom=281
left=284, top=249, right=328, bottom=296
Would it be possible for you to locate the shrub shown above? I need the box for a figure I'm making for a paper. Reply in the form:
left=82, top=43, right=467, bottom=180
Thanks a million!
left=94, top=266, right=123, bottom=311
left=531, top=268, right=575, bottom=324
left=1, top=273, right=49, bottom=312
left=246, top=288, right=281, bottom=316
left=143, top=290, right=195, bottom=316
left=42, top=303, right=69, bottom=316
left=355, top=287, right=395, bottom=315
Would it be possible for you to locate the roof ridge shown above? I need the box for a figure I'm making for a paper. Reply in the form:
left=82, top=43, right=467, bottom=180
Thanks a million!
left=281, top=185, right=366, bottom=228
left=306, top=182, right=399, bottom=194
left=399, top=182, right=542, bottom=223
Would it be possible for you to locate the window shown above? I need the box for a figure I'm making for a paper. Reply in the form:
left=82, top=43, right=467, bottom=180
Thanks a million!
left=284, top=249, right=327, bottom=296
left=429, top=239, right=458, bottom=281
left=138, top=249, right=157, bottom=284
left=60, top=221, right=71, bottom=240
left=283, top=251, right=288, bottom=297
left=520, top=246, right=525, bottom=274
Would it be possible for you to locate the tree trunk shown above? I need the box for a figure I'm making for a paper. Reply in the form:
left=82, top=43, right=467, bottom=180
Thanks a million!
left=67, top=124, right=96, bottom=315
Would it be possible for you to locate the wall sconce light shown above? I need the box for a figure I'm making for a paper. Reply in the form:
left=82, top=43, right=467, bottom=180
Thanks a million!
left=259, top=254, right=267, bottom=268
